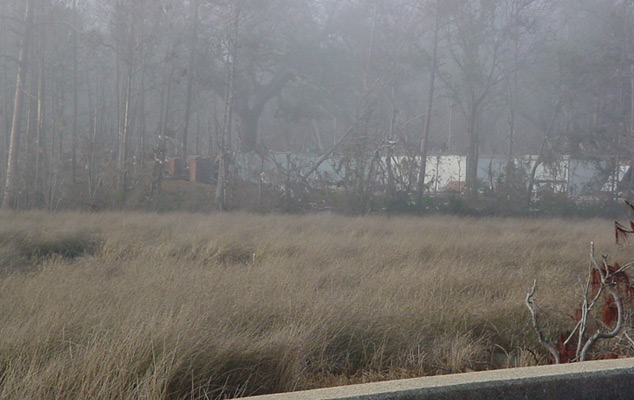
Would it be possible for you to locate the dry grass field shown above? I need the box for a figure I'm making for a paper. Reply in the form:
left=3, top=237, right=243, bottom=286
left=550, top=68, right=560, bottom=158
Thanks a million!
left=0, top=211, right=632, bottom=399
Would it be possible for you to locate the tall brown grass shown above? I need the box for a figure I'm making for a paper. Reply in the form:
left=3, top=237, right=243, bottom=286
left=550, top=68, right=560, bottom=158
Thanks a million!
left=0, top=211, right=630, bottom=399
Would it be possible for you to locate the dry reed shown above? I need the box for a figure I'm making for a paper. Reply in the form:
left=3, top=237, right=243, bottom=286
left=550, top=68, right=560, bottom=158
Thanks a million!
left=0, top=211, right=630, bottom=399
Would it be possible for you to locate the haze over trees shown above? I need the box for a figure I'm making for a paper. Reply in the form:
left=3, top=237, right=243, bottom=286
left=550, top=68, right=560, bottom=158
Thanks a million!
left=1, top=0, right=633, bottom=214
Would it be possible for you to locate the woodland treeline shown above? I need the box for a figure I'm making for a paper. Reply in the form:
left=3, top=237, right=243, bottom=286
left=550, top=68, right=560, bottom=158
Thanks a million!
left=1, top=0, right=633, bottom=214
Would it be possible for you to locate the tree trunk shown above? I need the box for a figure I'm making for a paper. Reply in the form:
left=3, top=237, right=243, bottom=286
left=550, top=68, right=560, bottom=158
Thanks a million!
left=526, top=108, right=560, bottom=209
left=35, top=26, right=47, bottom=204
left=1, top=54, right=9, bottom=179
left=3, top=0, right=34, bottom=209
left=416, top=1, right=440, bottom=207
left=134, top=61, right=146, bottom=177
left=162, top=56, right=176, bottom=154
left=130, top=45, right=149, bottom=179
left=117, top=71, right=133, bottom=195
left=527, top=151, right=544, bottom=210
left=236, top=71, right=293, bottom=153
left=465, top=104, right=480, bottom=200
left=24, top=58, right=38, bottom=208
left=181, top=0, right=198, bottom=160
left=49, top=71, right=65, bottom=211
left=216, top=3, right=240, bottom=211
left=311, top=119, right=324, bottom=154
left=508, top=39, right=519, bottom=161
left=363, top=0, right=379, bottom=94
left=628, top=64, right=634, bottom=199
left=88, top=78, right=100, bottom=205
left=71, top=0, right=78, bottom=184
left=386, top=106, right=396, bottom=199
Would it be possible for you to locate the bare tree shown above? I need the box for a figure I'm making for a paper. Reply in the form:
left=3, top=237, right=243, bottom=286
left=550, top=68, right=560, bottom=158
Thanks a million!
left=216, top=1, right=240, bottom=211
left=440, top=0, right=507, bottom=201
left=3, top=0, right=34, bottom=209
left=416, top=0, right=440, bottom=207
left=181, top=0, right=199, bottom=161
left=108, top=0, right=162, bottom=199
left=71, top=0, right=78, bottom=184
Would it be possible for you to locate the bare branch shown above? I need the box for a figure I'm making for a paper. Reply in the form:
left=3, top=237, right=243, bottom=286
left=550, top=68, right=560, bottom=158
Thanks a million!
left=563, top=319, right=581, bottom=347
left=576, top=256, right=603, bottom=360
left=301, top=125, right=355, bottom=181
left=525, top=280, right=561, bottom=364
left=614, top=261, right=634, bottom=275
left=573, top=245, right=627, bottom=361
left=580, top=267, right=625, bottom=361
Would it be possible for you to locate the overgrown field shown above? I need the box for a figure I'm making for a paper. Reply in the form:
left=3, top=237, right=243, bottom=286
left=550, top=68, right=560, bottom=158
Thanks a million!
left=0, top=212, right=631, bottom=399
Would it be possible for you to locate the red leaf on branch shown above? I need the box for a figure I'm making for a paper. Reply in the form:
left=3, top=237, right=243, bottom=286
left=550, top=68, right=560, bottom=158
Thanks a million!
left=557, top=332, right=576, bottom=363
left=602, top=297, right=618, bottom=326
left=615, top=221, right=634, bottom=244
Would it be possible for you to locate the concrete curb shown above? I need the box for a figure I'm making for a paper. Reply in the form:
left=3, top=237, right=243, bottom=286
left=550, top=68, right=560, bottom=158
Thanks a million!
left=239, top=358, right=634, bottom=400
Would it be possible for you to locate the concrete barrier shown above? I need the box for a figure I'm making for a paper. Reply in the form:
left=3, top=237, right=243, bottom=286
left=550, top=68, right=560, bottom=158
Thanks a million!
left=239, top=358, right=634, bottom=400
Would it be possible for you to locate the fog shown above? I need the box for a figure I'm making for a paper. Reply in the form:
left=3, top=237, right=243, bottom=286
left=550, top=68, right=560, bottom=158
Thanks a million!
left=0, top=0, right=632, bottom=214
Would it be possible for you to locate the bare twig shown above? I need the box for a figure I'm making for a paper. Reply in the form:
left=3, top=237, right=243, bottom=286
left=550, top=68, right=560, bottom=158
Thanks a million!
left=570, top=264, right=592, bottom=354
left=563, top=319, right=581, bottom=347
left=575, top=246, right=606, bottom=360
left=301, top=125, right=355, bottom=181
left=579, top=254, right=625, bottom=361
left=614, top=261, right=634, bottom=275
left=525, top=280, right=561, bottom=364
